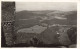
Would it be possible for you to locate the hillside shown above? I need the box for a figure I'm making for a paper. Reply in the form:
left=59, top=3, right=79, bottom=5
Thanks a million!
left=14, top=10, right=77, bottom=47
left=15, top=10, right=77, bottom=26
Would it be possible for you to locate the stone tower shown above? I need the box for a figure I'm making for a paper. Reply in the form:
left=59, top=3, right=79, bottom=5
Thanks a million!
left=1, top=2, right=15, bottom=46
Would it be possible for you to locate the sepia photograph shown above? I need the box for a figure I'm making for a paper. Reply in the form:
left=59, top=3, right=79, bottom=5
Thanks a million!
left=1, top=1, right=77, bottom=48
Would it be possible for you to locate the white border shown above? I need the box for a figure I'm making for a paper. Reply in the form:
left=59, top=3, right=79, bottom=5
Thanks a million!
left=1, top=0, right=78, bottom=2
left=0, top=0, right=80, bottom=49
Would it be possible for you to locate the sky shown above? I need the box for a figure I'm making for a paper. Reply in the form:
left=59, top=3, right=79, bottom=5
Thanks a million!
left=16, top=2, right=77, bottom=11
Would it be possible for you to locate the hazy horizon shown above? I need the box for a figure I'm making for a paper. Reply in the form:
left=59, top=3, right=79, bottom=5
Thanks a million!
left=16, top=2, right=77, bottom=12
